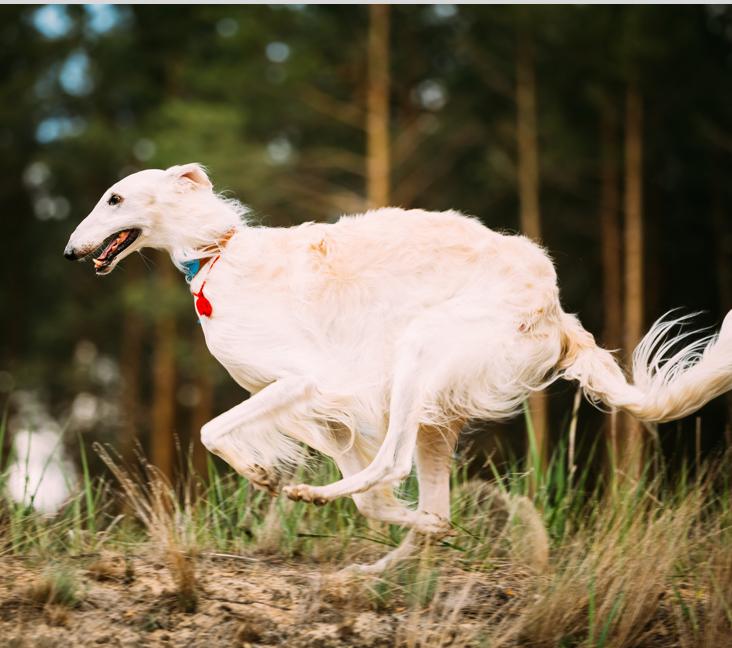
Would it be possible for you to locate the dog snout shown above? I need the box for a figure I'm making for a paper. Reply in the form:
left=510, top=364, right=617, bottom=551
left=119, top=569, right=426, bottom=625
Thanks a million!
left=63, top=244, right=79, bottom=261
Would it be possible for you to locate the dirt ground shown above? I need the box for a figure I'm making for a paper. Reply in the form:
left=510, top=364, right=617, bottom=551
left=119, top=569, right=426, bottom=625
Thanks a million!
left=0, top=552, right=514, bottom=647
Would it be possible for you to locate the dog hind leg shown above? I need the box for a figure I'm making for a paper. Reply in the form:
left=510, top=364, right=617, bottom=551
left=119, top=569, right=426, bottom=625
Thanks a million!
left=284, top=307, right=478, bottom=504
left=283, top=351, right=423, bottom=503
left=334, top=449, right=417, bottom=527
left=338, top=421, right=461, bottom=575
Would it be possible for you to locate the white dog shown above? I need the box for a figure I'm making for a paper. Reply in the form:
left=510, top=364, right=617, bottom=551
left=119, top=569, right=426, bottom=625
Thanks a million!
left=65, top=163, right=732, bottom=571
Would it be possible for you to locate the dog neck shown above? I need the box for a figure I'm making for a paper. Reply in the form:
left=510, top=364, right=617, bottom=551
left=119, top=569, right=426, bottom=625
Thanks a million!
left=178, top=227, right=237, bottom=283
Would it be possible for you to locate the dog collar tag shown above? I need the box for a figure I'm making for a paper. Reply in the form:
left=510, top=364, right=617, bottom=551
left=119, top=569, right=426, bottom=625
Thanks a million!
left=195, top=291, right=213, bottom=318
left=188, top=254, right=220, bottom=319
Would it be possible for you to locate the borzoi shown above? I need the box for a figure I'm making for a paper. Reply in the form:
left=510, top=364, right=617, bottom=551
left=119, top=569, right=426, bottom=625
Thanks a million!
left=64, top=163, right=732, bottom=571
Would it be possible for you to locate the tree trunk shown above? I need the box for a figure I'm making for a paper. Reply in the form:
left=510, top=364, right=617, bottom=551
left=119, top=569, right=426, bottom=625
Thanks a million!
left=599, top=102, right=623, bottom=459
left=712, top=162, right=732, bottom=446
left=516, top=26, right=548, bottom=480
left=516, top=31, right=541, bottom=242
left=151, top=259, right=176, bottom=481
left=119, top=300, right=144, bottom=465
left=367, top=4, right=390, bottom=208
left=191, top=339, right=214, bottom=480
left=600, top=103, right=623, bottom=350
left=620, top=84, right=645, bottom=479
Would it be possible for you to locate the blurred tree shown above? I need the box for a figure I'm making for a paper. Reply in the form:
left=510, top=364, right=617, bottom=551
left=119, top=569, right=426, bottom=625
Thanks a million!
left=151, top=260, right=177, bottom=481
left=598, top=101, right=623, bottom=462
left=119, top=264, right=145, bottom=465
left=599, top=103, right=622, bottom=354
left=367, top=4, right=390, bottom=208
left=2, top=5, right=732, bottom=488
left=620, top=83, right=645, bottom=478
left=712, top=169, right=732, bottom=447
left=190, top=345, right=215, bottom=478
left=515, top=18, right=548, bottom=476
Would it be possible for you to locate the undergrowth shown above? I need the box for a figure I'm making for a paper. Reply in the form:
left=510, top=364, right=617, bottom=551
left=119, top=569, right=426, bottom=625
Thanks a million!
left=1, top=412, right=731, bottom=647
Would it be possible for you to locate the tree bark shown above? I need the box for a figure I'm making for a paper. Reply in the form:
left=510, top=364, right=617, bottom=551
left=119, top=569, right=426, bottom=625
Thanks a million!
left=119, top=299, right=144, bottom=465
left=191, top=339, right=214, bottom=480
left=620, top=84, right=645, bottom=479
left=712, top=161, right=732, bottom=446
left=151, top=259, right=176, bottom=481
left=600, top=103, right=623, bottom=351
left=599, top=102, right=623, bottom=460
left=516, top=26, right=548, bottom=478
left=516, top=30, right=541, bottom=242
left=367, top=4, right=390, bottom=208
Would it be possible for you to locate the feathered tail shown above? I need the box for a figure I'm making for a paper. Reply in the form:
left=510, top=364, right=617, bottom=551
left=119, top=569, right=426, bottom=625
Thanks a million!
left=559, top=310, right=732, bottom=423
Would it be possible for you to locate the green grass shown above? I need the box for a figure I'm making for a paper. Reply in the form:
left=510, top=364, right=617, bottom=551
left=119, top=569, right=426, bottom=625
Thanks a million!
left=1, top=412, right=732, bottom=646
left=26, top=564, right=84, bottom=609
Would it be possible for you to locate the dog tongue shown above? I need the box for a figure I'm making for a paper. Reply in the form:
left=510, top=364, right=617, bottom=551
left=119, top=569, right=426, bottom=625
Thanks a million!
left=98, top=230, right=129, bottom=261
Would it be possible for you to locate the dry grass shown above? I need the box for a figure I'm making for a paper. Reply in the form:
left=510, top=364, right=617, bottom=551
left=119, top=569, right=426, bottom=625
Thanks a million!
left=97, top=445, right=200, bottom=612
left=490, top=488, right=710, bottom=646
left=22, top=566, right=83, bottom=610
left=2, top=430, right=732, bottom=646
left=378, top=472, right=732, bottom=648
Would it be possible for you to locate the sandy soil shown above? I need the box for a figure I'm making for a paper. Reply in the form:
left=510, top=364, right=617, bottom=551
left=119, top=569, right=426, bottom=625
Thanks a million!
left=0, top=552, right=514, bottom=647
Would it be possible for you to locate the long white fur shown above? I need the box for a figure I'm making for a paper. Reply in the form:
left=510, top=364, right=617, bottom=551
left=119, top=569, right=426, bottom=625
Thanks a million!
left=65, top=163, right=732, bottom=568
left=561, top=310, right=732, bottom=422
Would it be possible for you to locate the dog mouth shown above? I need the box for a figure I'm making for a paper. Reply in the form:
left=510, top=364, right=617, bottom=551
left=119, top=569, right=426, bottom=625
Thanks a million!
left=92, top=228, right=141, bottom=274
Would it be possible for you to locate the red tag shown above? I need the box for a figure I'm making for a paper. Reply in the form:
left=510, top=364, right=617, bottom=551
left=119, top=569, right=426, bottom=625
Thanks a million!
left=190, top=254, right=220, bottom=319
left=195, top=292, right=213, bottom=317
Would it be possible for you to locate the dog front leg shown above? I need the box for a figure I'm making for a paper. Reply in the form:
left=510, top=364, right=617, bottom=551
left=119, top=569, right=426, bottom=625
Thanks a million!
left=201, top=375, right=318, bottom=493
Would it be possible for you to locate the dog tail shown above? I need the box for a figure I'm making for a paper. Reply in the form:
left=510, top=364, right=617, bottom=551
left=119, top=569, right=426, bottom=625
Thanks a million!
left=557, top=310, right=732, bottom=423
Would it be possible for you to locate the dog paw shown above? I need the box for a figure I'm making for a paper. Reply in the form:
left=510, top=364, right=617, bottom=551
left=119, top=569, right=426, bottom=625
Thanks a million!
left=241, top=464, right=280, bottom=495
left=282, top=484, right=329, bottom=506
left=412, top=511, right=454, bottom=537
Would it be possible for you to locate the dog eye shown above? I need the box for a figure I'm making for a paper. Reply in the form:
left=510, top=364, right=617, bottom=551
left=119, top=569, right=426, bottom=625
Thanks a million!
left=108, top=194, right=122, bottom=206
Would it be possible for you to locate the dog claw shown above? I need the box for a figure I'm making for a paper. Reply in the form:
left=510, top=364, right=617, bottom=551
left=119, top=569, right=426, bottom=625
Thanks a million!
left=240, top=464, right=280, bottom=495
left=283, top=484, right=330, bottom=505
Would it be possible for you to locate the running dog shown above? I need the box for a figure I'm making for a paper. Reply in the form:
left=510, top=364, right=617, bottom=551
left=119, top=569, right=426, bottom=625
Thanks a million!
left=64, top=163, right=732, bottom=572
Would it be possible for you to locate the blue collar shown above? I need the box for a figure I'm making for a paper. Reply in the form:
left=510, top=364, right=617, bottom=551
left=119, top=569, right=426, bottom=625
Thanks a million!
left=177, top=228, right=237, bottom=283
left=180, top=259, right=201, bottom=283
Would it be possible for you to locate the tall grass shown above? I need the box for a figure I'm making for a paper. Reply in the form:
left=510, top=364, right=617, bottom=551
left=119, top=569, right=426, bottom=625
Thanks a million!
left=1, top=412, right=731, bottom=646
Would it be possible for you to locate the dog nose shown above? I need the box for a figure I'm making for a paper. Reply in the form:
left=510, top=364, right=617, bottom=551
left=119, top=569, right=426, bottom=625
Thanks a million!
left=64, top=245, right=78, bottom=261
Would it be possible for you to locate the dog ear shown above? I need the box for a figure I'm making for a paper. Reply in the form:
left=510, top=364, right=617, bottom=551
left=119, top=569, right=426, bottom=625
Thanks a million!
left=168, top=163, right=212, bottom=190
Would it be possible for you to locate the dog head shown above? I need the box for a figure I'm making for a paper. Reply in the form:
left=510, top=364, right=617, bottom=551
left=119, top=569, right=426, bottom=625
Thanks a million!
left=64, top=163, right=236, bottom=275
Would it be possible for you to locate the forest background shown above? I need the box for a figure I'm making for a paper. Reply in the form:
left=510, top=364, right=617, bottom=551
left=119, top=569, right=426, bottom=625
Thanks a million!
left=3, top=4, right=732, bottom=485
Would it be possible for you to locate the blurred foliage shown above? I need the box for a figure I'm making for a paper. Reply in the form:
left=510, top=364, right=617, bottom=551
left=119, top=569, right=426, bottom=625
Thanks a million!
left=1, top=5, right=732, bottom=464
